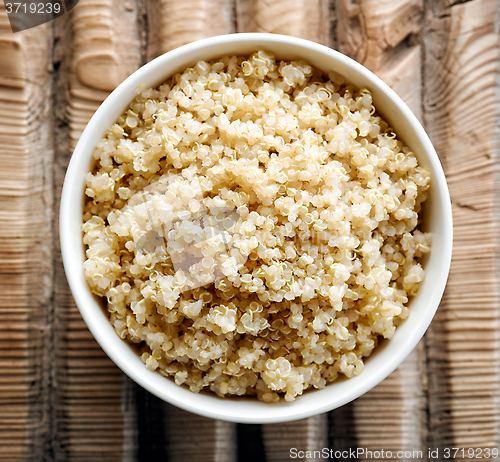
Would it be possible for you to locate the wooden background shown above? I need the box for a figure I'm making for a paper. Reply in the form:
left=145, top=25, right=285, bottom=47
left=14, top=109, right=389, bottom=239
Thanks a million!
left=0, top=0, right=498, bottom=460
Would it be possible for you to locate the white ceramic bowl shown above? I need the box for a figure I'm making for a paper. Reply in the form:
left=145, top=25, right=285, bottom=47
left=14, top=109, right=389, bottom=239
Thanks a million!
left=60, top=33, right=453, bottom=423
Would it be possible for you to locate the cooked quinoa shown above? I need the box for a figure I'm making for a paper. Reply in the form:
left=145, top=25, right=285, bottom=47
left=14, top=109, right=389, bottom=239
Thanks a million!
left=82, top=51, right=431, bottom=402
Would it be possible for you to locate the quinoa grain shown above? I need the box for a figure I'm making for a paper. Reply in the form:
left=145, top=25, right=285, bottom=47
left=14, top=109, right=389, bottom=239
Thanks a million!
left=83, top=51, right=431, bottom=402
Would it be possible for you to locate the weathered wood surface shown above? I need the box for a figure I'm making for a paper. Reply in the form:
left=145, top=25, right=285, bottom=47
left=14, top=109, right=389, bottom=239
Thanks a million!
left=423, top=0, right=500, bottom=455
left=51, top=1, right=142, bottom=460
left=0, top=0, right=498, bottom=460
left=0, top=4, right=54, bottom=459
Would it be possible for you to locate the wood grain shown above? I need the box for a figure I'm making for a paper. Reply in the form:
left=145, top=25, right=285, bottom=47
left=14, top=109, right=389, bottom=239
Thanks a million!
left=142, top=1, right=241, bottom=458
left=69, top=0, right=141, bottom=145
left=423, top=0, right=500, bottom=454
left=0, top=4, right=54, bottom=460
left=50, top=0, right=142, bottom=459
left=163, top=404, right=237, bottom=462
left=233, top=2, right=336, bottom=456
left=236, top=0, right=334, bottom=46
left=336, top=0, right=423, bottom=120
left=334, top=1, right=429, bottom=459
left=147, top=0, right=235, bottom=60
left=262, top=415, right=328, bottom=461
left=352, top=347, right=427, bottom=459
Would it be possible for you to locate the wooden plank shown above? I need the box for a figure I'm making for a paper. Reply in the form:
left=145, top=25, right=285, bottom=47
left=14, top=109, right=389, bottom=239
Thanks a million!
left=352, top=347, right=427, bottom=459
left=333, top=0, right=428, bottom=459
left=233, top=2, right=335, bottom=458
left=0, top=3, right=54, bottom=459
left=143, top=2, right=240, bottom=458
left=236, top=0, right=334, bottom=47
left=50, top=0, right=143, bottom=459
left=336, top=0, right=423, bottom=120
left=147, top=0, right=235, bottom=60
left=422, top=0, right=500, bottom=455
left=232, top=4, right=336, bottom=457
left=262, top=415, right=328, bottom=461
left=163, top=404, right=237, bottom=462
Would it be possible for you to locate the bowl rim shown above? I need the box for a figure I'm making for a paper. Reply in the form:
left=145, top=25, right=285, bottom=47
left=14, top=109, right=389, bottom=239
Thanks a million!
left=60, top=32, right=453, bottom=423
